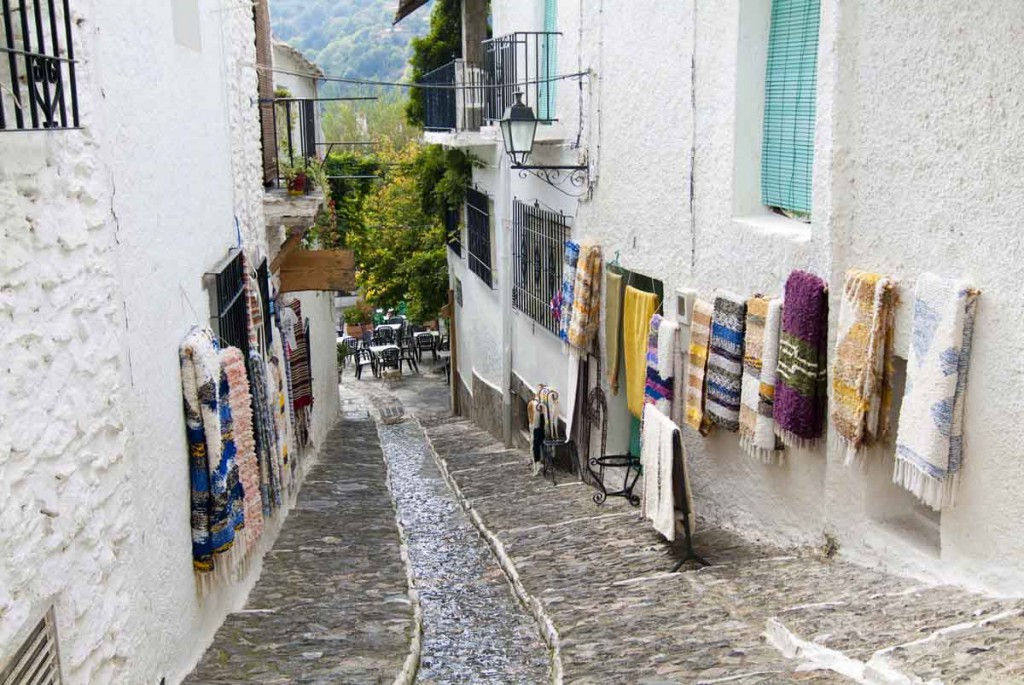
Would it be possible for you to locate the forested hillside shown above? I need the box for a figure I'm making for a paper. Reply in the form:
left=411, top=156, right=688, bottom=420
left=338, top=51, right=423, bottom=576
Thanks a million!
left=269, top=0, right=432, bottom=83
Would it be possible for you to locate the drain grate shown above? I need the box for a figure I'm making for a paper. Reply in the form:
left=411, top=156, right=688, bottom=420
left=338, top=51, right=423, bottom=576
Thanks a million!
left=0, top=608, right=62, bottom=685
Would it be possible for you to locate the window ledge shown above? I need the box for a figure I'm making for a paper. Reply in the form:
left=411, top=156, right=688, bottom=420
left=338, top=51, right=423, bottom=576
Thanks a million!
left=733, top=212, right=811, bottom=243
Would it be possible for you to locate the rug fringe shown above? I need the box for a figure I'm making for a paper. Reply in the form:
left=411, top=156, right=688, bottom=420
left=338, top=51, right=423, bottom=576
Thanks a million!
left=775, top=428, right=821, bottom=451
left=893, top=458, right=960, bottom=511
left=740, top=435, right=785, bottom=465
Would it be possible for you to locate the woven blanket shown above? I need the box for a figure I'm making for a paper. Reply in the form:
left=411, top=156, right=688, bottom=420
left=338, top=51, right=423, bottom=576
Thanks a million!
left=558, top=241, right=581, bottom=342
left=180, top=328, right=244, bottom=573
left=775, top=271, right=829, bottom=447
left=221, top=346, right=264, bottom=552
left=644, top=314, right=676, bottom=416
left=269, top=331, right=293, bottom=498
left=568, top=242, right=603, bottom=352
left=684, top=298, right=714, bottom=434
left=740, top=296, right=784, bottom=462
left=894, top=273, right=978, bottom=510
left=641, top=404, right=679, bottom=541
left=706, top=292, right=747, bottom=432
left=831, top=270, right=897, bottom=464
left=247, top=351, right=281, bottom=514
left=286, top=300, right=313, bottom=410
left=624, top=286, right=660, bottom=419
left=605, top=270, right=624, bottom=394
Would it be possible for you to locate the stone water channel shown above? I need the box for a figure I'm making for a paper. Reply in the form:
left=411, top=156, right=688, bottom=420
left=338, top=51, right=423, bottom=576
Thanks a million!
left=378, top=415, right=551, bottom=684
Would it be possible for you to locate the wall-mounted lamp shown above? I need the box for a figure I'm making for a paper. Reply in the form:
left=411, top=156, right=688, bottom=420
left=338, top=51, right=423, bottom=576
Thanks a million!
left=499, top=92, right=589, bottom=196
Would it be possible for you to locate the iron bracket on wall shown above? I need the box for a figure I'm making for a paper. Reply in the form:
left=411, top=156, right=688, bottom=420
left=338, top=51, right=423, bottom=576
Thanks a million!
left=513, top=164, right=590, bottom=197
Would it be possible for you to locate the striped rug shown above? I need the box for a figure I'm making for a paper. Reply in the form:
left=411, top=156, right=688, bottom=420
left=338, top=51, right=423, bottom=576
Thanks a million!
left=706, top=292, right=747, bottom=432
left=684, top=298, right=713, bottom=434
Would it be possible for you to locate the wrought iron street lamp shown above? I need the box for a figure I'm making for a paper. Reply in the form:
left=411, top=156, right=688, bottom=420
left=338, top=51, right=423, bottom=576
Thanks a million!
left=499, top=92, right=538, bottom=166
left=498, top=92, right=589, bottom=195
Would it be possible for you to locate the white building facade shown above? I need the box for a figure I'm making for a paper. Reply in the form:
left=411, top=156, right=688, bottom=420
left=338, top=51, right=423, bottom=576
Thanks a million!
left=0, top=1, right=339, bottom=683
left=423, top=0, right=1024, bottom=595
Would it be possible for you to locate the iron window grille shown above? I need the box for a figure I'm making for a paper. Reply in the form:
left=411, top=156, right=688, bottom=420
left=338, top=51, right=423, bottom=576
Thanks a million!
left=1, top=0, right=79, bottom=132
left=0, top=605, right=63, bottom=684
left=445, top=206, right=462, bottom=256
left=205, top=249, right=250, bottom=358
left=511, top=199, right=570, bottom=335
left=465, top=187, right=493, bottom=287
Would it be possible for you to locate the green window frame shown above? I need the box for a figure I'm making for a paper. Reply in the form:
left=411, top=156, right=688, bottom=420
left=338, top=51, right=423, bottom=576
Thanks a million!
left=538, top=0, right=557, bottom=122
left=761, top=0, right=820, bottom=216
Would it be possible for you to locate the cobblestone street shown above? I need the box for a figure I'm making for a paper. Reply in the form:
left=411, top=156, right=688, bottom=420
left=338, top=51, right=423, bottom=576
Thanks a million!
left=187, top=367, right=1024, bottom=684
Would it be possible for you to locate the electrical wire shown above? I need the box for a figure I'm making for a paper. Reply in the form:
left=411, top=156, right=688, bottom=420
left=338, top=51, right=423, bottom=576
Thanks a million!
left=251, top=62, right=591, bottom=92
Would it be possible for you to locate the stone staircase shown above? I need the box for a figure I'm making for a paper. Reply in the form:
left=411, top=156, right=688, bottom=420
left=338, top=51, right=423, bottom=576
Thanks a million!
left=422, top=417, right=1024, bottom=684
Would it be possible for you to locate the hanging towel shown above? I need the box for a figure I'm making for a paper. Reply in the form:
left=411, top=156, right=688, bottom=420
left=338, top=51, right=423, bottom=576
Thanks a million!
left=248, top=350, right=281, bottom=514
left=180, top=328, right=244, bottom=574
left=641, top=404, right=678, bottom=541
left=605, top=270, right=624, bottom=394
left=644, top=314, right=676, bottom=416
left=558, top=241, right=581, bottom=342
left=893, top=273, right=978, bottom=511
left=740, top=296, right=784, bottom=462
left=221, top=346, right=264, bottom=553
left=775, top=271, right=829, bottom=447
left=684, top=298, right=714, bottom=434
left=831, top=270, right=897, bottom=464
left=706, top=292, right=747, bottom=432
left=568, top=242, right=603, bottom=352
left=623, top=285, right=660, bottom=419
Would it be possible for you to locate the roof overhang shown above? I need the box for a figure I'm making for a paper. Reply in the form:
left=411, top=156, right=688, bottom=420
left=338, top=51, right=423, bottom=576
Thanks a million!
left=394, top=0, right=430, bottom=25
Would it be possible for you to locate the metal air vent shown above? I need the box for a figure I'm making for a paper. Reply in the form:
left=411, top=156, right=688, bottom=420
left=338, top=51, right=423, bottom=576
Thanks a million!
left=0, top=607, right=62, bottom=685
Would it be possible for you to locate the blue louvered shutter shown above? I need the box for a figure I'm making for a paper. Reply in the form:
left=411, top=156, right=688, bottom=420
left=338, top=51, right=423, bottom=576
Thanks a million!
left=538, top=0, right=557, bottom=121
left=761, top=0, right=821, bottom=215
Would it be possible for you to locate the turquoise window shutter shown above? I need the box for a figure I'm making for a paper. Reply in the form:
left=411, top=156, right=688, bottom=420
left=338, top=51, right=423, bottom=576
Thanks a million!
left=761, top=0, right=820, bottom=215
left=539, top=0, right=558, bottom=121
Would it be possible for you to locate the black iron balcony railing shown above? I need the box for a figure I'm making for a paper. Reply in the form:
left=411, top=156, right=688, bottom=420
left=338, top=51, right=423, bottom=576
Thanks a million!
left=417, top=32, right=560, bottom=133
left=268, top=96, right=318, bottom=189
left=483, top=31, right=559, bottom=125
left=421, top=59, right=486, bottom=133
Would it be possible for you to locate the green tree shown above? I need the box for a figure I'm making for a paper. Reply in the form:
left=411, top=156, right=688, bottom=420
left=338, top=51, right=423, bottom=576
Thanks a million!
left=349, top=140, right=450, bottom=323
left=405, top=0, right=462, bottom=126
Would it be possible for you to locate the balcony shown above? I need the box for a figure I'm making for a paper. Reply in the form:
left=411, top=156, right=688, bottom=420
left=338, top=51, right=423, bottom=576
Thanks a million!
left=483, top=32, right=559, bottom=125
left=421, top=59, right=487, bottom=133
left=418, top=32, right=560, bottom=135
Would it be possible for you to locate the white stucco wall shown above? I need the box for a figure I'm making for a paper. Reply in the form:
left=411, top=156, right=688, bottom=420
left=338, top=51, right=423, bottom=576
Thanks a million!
left=294, top=291, right=342, bottom=449
left=457, top=0, right=1024, bottom=594
left=1, top=1, right=338, bottom=682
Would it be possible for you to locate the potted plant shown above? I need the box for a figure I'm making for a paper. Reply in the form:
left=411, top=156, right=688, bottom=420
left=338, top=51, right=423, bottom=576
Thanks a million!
left=343, top=303, right=373, bottom=338
left=282, top=161, right=309, bottom=196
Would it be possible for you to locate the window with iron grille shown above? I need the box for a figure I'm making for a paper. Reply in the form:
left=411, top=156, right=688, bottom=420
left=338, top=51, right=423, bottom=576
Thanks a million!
left=465, top=187, right=492, bottom=287
left=206, top=249, right=250, bottom=358
left=511, top=199, right=569, bottom=334
left=1, top=0, right=79, bottom=132
left=445, top=206, right=462, bottom=256
left=0, top=606, right=63, bottom=684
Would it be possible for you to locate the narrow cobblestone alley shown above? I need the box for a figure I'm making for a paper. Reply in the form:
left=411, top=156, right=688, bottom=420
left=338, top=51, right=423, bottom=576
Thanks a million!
left=186, top=367, right=1024, bottom=684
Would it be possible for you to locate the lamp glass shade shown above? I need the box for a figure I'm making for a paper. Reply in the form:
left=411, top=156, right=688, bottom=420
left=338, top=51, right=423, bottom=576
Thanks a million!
left=499, top=94, right=538, bottom=166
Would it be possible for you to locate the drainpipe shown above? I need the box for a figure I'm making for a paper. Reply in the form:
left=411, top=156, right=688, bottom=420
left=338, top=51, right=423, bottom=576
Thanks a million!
left=500, top=153, right=514, bottom=447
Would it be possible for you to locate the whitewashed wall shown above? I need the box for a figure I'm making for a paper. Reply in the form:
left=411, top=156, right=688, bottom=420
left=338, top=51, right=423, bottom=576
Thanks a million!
left=468, top=0, right=1024, bottom=594
left=0, top=1, right=337, bottom=683
left=294, top=291, right=342, bottom=449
